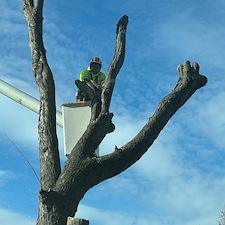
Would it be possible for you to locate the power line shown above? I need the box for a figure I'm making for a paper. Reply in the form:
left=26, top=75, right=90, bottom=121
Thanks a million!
left=5, top=134, right=41, bottom=184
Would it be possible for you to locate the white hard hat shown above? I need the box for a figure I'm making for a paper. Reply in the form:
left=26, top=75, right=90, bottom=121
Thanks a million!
left=90, top=57, right=102, bottom=65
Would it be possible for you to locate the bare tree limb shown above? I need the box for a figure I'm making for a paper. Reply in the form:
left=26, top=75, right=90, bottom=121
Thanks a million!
left=81, top=61, right=207, bottom=187
left=101, top=15, right=128, bottom=114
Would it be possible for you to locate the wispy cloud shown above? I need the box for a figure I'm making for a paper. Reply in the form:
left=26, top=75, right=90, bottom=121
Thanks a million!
left=76, top=204, right=150, bottom=225
left=0, top=208, right=36, bottom=225
left=0, top=170, right=15, bottom=187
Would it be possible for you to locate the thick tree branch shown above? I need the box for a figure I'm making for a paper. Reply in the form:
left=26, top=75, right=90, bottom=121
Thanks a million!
left=83, top=61, right=207, bottom=187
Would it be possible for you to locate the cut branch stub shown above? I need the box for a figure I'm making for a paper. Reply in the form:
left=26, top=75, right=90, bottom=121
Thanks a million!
left=176, top=60, right=207, bottom=90
left=116, top=15, right=128, bottom=34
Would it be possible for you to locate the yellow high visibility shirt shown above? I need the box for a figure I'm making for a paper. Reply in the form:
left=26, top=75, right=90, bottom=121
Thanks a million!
left=80, top=67, right=106, bottom=85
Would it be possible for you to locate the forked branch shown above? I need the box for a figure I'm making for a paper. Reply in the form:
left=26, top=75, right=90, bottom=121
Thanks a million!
left=85, top=61, right=207, bottom=187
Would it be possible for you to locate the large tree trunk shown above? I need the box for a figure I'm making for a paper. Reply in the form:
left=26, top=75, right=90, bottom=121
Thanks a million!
left=23, top=1, right=207, bottom=225
left=23, top=1, right=62, bottom=224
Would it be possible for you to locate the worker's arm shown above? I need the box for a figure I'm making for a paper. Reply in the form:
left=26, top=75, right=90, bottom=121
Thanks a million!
left=80, top=70, right=90, bottom=81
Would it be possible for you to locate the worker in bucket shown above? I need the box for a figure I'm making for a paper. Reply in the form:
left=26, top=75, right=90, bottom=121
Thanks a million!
left=76, top=57, right=106, bottom=101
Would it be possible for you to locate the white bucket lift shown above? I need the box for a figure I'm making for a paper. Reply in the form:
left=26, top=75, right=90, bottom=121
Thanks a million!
left=61, top=102, right=92, bottom=156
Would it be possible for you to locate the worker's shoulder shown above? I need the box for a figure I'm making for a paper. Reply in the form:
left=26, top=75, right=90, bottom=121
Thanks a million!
left=80, top=69, right=89, bottom=75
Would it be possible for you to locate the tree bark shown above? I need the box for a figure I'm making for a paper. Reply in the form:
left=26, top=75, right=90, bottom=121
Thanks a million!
left=23, top=1, right=207, bottom=225
left=23, top=1, right=63, bottom=224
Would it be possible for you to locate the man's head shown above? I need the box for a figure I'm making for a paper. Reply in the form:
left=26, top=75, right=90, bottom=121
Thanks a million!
left=90, top=57, right=102, bottom=74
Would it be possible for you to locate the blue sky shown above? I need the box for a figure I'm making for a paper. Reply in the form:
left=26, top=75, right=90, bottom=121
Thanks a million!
left=1, top=0, right=225, bottom=224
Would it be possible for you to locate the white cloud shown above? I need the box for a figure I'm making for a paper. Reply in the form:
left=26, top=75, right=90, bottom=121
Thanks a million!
left=0, top=208, right=35, bottom=225
left=149, top=3, right=225, bottom=69
left=131, top=124, right=225, bottom=225
left=100, top=111, right=146, bottom=155
left=76, top=204, right=151, bottom=225
left=171, top=88, right=225, bottom=152
left=197, top=91, right=225, bottom=149
left=0, top=170, right=15, bottom=187
left=0, top=94, right=39, bottom=150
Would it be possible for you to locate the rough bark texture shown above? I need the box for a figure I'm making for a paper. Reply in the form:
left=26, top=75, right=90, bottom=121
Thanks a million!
left=23, top=1, right=207, bottom=225
left=23, top=0, right=64, bottom=224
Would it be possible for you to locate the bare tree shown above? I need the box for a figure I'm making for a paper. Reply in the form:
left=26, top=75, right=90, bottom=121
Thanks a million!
left=23, top=0, right=207, bottom=225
